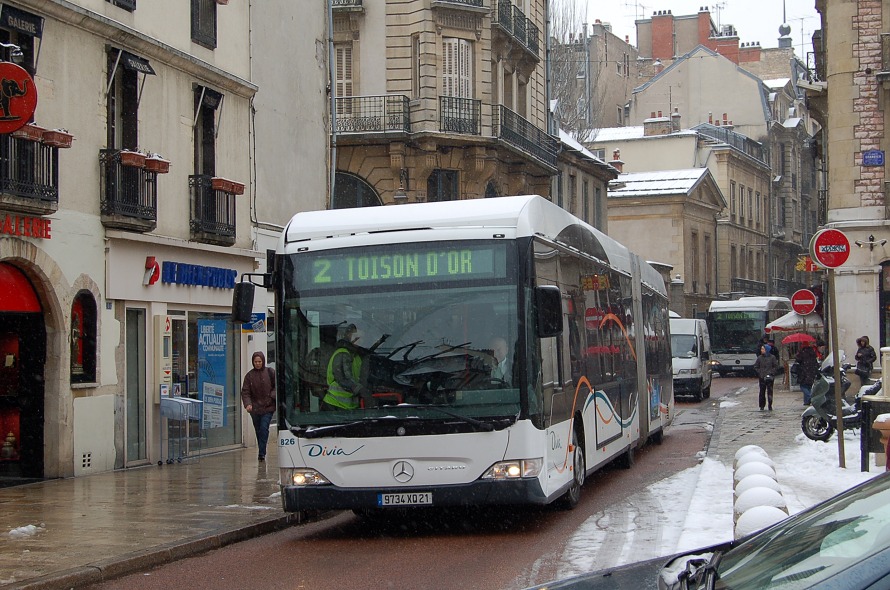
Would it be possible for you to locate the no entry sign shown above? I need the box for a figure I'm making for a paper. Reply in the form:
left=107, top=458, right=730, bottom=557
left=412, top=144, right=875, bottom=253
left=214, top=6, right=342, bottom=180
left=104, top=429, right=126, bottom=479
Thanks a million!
left=810, top=228, right=850, bottom=269
left=791, top=289, right=817, bottom=315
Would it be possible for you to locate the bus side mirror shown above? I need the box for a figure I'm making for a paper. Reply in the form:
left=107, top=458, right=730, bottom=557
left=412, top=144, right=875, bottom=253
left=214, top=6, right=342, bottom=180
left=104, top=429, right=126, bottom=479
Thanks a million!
left=232, top=281, right=255, bottom=323
left=535, top=285, right=563, bottom=338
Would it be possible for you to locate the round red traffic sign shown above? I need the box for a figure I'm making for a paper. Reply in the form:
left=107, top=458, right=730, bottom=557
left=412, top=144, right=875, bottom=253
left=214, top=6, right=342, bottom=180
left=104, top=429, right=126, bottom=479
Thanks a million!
left=791, top=289, right=817, bottom=315
left=809, top=228, right=850, bottom=269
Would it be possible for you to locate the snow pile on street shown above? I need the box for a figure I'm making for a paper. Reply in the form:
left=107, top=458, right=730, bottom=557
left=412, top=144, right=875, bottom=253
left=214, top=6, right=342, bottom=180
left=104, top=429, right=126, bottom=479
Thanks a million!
left=8, top=524, right=44, bottom=539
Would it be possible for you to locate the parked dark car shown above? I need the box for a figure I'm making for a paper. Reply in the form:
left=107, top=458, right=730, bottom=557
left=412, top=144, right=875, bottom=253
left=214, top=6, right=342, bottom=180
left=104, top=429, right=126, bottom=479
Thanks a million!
left=529, top=472, right=890, bottom=589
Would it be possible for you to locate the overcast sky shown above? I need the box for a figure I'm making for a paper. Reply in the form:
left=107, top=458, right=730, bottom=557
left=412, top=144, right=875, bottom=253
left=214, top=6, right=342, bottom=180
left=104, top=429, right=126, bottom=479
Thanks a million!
left=585, top=0, right=820, bottom=59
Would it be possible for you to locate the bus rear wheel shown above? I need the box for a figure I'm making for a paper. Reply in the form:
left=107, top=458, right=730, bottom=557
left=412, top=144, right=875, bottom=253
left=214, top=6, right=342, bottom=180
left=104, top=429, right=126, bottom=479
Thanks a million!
left=557, top=427, right=585, bottom=510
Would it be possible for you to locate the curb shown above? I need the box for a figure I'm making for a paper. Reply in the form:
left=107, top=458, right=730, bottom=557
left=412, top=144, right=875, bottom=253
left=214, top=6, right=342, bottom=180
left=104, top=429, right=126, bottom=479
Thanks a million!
left=4, top=513, right=308, bottom=590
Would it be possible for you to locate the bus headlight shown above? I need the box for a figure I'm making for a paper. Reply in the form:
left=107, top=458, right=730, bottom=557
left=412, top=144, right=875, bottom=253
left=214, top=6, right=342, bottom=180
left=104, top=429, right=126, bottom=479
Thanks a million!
left=281, top=468, right=330, bottom=486
left=481, top=458, right=543, bottom=480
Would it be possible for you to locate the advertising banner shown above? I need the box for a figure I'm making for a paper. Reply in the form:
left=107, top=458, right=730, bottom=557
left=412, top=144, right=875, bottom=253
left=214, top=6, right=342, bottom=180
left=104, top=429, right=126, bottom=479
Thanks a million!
left=197, top=319, right=228, bottom=428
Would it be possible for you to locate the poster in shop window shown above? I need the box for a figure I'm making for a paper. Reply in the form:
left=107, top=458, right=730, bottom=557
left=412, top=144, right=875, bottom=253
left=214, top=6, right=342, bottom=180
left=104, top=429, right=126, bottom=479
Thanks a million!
left=197, top=319, right=228, bottom=428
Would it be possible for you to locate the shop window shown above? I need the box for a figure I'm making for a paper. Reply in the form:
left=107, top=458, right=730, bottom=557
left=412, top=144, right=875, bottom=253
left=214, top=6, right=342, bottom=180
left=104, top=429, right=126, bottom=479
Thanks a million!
left=71, top=292, right=97, bottom=383
left=0, top=5, right=42, bottom=77
left=333, top=172, right=381, bottom=208
left=427, top=169, right=459, bottom=202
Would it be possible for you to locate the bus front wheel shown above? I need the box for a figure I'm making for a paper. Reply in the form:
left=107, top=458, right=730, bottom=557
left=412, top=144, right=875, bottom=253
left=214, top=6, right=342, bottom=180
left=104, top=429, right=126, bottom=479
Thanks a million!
left=557, top=427, right=585, bottom=510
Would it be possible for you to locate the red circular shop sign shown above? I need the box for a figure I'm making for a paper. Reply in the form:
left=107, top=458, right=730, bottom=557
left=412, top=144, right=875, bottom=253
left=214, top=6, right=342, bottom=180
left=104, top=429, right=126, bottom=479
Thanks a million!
left=0, top=62, right=37, bottom=134
left=791, top=289, right=817, bottom=315
left=809, top=228, right=851, bottom=269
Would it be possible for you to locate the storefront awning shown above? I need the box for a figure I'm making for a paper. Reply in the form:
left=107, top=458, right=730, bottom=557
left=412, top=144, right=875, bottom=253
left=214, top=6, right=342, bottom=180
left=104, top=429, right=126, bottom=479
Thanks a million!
left=0, top=262, right=40, bottom=312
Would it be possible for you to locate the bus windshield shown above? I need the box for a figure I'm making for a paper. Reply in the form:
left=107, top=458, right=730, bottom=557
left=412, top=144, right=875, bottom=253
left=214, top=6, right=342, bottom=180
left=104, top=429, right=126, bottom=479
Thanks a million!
left=708, top=311, right=766, bottom=353
left=277, top=240, right=522, bottom=430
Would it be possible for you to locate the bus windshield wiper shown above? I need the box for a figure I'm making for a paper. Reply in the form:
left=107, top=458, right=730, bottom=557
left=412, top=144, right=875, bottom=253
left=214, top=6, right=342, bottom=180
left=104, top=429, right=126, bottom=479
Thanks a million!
left=298, top=418, right=381, bottom=438
left=381, top=403, right=496, bottom=431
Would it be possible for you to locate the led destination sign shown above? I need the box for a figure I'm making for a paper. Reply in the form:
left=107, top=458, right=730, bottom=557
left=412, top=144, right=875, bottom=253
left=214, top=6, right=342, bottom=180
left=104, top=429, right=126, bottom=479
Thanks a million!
left=298, top=244, right=506, bottom=288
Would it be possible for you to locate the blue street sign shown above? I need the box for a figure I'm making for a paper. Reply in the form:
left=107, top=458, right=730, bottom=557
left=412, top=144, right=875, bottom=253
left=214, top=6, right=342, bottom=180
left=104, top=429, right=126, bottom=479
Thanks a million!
left=863, top=149, right=885, bottom=167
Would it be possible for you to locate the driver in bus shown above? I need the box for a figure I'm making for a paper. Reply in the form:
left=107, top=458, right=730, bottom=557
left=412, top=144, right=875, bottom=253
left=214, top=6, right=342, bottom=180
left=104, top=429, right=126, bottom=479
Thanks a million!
left=489, top=336, right=511, bottom=385
left=322, top=323, right=386, bottom=411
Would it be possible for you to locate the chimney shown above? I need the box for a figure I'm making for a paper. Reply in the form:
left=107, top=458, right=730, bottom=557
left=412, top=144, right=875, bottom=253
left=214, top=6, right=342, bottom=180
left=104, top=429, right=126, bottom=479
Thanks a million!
left=708, top=112, right=713, bottom=125
left=611, top=149, right=624, bottom=173
left=644, top=112, right=672, bottom=136
left=671, top=108, right=681, bottom=132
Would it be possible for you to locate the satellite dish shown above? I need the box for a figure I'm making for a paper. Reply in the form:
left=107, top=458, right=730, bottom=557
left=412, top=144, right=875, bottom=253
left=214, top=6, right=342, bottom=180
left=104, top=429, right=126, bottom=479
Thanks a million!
left=779, top=23, right=792, bottom=37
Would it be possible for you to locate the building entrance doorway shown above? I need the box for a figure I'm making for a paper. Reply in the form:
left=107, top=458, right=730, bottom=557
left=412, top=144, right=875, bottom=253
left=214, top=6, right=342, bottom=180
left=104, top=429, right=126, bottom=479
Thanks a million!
left=0, top=263, right=45, bottom=486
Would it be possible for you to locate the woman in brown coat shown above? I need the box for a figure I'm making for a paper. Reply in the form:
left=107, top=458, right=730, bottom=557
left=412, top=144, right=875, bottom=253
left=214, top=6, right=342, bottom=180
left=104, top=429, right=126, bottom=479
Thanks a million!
left=241, top=351, right=276, bottom=460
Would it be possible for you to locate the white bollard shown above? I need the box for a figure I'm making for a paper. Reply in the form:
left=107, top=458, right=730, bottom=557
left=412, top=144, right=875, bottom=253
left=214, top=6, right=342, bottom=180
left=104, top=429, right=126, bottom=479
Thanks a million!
left=733, top=461, right=776, bottom=487
left=734, top=473, right=781, bottom=497
left=735, top=505, right=787, bottom=538
left=733, top=487, right=788, bottom=523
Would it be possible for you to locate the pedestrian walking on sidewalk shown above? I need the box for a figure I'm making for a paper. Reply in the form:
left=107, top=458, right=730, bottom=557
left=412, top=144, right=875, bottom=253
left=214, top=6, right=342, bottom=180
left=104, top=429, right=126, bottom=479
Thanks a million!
left=795, top=343, right=819, bottom=406
left=755, top=344, right=780, bottom=411
left=855, top=335, right=877, bottom=386
left=241, top=351, right=277, bottom=461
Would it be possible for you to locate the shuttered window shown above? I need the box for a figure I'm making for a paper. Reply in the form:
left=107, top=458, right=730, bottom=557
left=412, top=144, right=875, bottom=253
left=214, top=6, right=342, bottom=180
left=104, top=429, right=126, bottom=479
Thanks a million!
left=335, top=43, right=353, bottom=98
left=442, top=38, right=472, bottom=98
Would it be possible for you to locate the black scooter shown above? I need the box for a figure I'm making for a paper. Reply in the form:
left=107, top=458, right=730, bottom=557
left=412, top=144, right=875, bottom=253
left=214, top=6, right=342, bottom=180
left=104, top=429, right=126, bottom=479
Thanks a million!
left=800, top=355, right=866, bottom=442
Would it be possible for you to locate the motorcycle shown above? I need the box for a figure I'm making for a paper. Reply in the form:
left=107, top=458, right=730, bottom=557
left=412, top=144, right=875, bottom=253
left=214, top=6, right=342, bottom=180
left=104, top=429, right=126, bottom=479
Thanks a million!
left=801, top=353, right=865, bottom=442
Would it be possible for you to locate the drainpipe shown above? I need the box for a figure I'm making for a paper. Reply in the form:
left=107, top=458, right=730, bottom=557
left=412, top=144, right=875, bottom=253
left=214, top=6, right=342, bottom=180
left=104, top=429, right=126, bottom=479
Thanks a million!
left=328, top=0, right=337, bottom=209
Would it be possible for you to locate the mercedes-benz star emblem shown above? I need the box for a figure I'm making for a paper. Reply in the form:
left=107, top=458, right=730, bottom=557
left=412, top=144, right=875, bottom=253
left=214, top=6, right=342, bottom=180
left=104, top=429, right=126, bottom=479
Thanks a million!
left=392, top=460, right=414, bottom=483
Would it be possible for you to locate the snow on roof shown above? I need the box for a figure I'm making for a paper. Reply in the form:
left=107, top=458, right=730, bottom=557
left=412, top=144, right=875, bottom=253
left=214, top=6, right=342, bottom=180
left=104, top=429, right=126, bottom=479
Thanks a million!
left=559, top=129, right=604, bottom=163
left=589, top=126, right=697, bottom=143
left=609, top=168, right=708, bottom=197
left=783, top=117, right=803, bottom=128
left=763, top=78, right=791, bottom=89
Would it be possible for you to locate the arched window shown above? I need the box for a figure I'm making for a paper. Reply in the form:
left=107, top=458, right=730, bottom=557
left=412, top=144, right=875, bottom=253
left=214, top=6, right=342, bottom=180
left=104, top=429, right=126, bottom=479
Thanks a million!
left=333, top=172, right=382, bottom=209
left=71, top=292, right=97, bottom=383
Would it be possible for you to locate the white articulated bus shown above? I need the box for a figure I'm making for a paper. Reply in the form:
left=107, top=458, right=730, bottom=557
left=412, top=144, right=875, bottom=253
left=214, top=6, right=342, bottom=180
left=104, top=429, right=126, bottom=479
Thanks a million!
left=234, top=195, right=673, bottom=514
left=707, top=296, right=792, bottom=376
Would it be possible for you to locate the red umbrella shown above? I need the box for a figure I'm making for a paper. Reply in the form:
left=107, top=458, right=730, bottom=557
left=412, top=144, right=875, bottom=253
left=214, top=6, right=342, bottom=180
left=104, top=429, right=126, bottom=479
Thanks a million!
left=782, top=333, right=816, bottom=345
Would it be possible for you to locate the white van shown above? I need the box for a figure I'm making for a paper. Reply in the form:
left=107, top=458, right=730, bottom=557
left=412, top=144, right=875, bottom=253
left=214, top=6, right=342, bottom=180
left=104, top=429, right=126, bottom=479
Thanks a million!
left=670, top=317, right=713, bottom=401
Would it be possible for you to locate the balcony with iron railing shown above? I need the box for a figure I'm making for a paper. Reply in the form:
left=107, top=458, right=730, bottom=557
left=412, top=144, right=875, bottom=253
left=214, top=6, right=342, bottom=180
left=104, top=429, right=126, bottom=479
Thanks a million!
left=334, top=95, right=410, bottom=134
left=189, top=175, right=236, bottom=246
left=772, top=277, right=805, bottom=298
left=0, top=134, right=60, bottom=216
left=495, top=1, right=539, bottom=58
left=440, top=96, right=481, bottom=135
left=99, top=149, right=157, bottom=232
left=693, top=123, right=766, bottom=163
left=493, top=105, right=559, bottom=169
left=730, top=278, right=767, bottom=297
left=431, top=0, right=485, bottom=10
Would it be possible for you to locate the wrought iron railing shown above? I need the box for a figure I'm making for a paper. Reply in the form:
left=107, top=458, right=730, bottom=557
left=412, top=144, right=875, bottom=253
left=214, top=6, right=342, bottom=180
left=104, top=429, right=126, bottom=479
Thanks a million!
left=334, top=95, right=410, bottom=133
left=730, top=278, right=767, bottom=297
left=189, top=175, right=235, bottom=245
left=497, top=0, right=513, bottom=34
left=526, top=19, right=540, bottom=56
left=440, top=96, right=481, bottom=135
left=99, top=150, right=157, bottom=229
left=772, top=277, right=805, bottom=298
left=693, top=123, right=765, bottom=163
left=434, top=0, right=483, bottom=6
left=0, top=135, right=59, bottom=213
left=512, top=6, right=527, bottom=46
left=493, top=105, right=559, bottom=168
